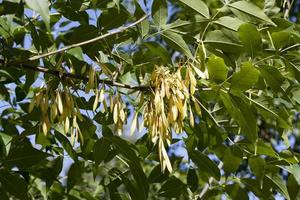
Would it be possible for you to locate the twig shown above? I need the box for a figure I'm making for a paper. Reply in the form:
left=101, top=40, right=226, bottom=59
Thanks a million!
left=280, top=43, right=300, bottom=54
left=28, top=14, right=150, bottom=61
left=1, top=62, right=150, bottom=91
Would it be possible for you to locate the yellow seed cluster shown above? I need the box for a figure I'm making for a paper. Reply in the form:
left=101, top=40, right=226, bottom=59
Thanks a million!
left=28, top=88, right=82, bottom=144
left=144, top=65, right=197, bottom=172
left=111, top=94, right=127, bottom=136
left=27, top=65, right=200, bottom=172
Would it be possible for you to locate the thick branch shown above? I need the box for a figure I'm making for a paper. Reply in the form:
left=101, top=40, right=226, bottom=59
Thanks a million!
left=29, top=14, right=150, bottom=61
left=2, top=62, right=150, bottom=91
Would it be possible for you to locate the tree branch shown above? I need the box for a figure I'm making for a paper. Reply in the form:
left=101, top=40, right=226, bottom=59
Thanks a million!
left=1, top=62, right=150, bottom=91
left=28, top=14, right=150, bottom=61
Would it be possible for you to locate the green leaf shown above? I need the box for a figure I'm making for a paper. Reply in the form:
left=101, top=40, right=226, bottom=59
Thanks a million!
left=189, top=150, right=220, bottom=181
left=255, top=139, right=277, bottom=157
left=67, top=162, right=83, bottom=192
left=104, top=134, right=149, bottom=199
left=0, top=170, right=29, bottom=200
left=245, top=96, right=278, bottom=118
left=187, top=168, right=198, bottom=192
left=162, top=30, right=193, bottom=59
left=265, top=174, right=291, bottom=200
left=93, top=138, right=111, bottom=166
left=229, top=1, right=275, bottom=25
left=0, top=17, right=12, bottom=39
left=25, top=0, right=50, bottom=28
left=152, top=0, right=168, bottom=27
left=0, top=186, right=9, bottom=200
left=158, top=176, right=186, bottom=198
left=271, top=31, right=291, bottom=50
left=238, top=23, right=262, bottom=57
left=120, top=175, right=140, bottom=200
left=241, top=178, right=265, bottom=198
left=30, top=157, right=63, bottom=188
left=99, top=7, right=129, bottom=30
left=214, top=16, right=244, bottom=31
left=220, top=92, right=257, bottom=141
left=289, top=165, right=300, bottom=185
left=287, top=174, right=300, bottom=200
left=249, top=156, right=265, bottom=186
left=140, top=19, right=149, bottom=38
left=226, top=184, right=249, bottom=200
left=4, top=138, right=50, bottom=169
left=178, top=0, right=209, bottom=18
left=207, top=55, right=228, bottom=83
left=15, top=86, right=27, bottom=102
left=258, top=65, right=285, bottom=92
left=143, top=42, right=172, bottom=64
left=205, top=30, right=243, bottom=53
left=230, top=62, right=260, bottom=93
left=68, top=47, right=84, bottom=61
left=223, top=148, right=242, bottom=174
left=0, top=136, right=6, bottom=162
left=148, top=164, right=169, bottom=183
left=54, top=131, right=77, bottom=161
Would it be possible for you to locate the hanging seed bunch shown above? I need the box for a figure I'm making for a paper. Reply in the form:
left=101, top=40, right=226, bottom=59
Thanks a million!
left=28, top=87, right=82, bottom=144
left=87, top=67, right=127, bottom=135
left=111, top=94, right=127, bottom=135
left=144, top=65, right=198, bottom=172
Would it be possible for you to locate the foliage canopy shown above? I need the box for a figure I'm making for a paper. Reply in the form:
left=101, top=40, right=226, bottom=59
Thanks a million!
left=1, top=0, right=300, bottom=199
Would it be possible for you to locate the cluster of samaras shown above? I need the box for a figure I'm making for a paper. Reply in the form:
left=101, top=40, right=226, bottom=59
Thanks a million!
left=144, top=66, right=199, bottom=172
left=28, top=88, right=83, bottom=145
left=28, top=65, right=201, bottom=172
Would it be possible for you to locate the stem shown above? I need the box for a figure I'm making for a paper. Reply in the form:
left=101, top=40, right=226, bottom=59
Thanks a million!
left=280, top=43, right=300, bottom=54
left=1, top=62, right=150, bottom=91
left=28, top=14, right=150, bottom=61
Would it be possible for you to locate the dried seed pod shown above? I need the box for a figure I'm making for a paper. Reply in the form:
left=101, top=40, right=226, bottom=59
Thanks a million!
left=42, top=116, right=50, bottom=136
left=130, top=112, right=138, bottom=136
left=99, top=87, right=105, bottom=103
left=28, top=97, right=36, bottom=113
left=93, top=89, right=99, bottom=111
left=35, top=91, right=44, bottom=106
left=50, top=103, right=58, bottom=122
left=102, top=98, right=107, bottom=113
left=119, top=104, right=125, bottom=122
left=42, top=121, right=48, bottom=136
left=192, top=96, right=202, bottom=116
left=70, top=128, right=75, bottom=145
left=189, top=105, right=194, bottom=128
left=143, top=65, right=199, bottom=172
left=159, top=139, right=172, bottom=172
left=86, top=67, right=95, bottom=92
left=56, top=92, right=63, bottom=115
left=113, top=103, right=118, bottom=124
left=40, top=95, right=49, bottom=114
left=110, top=95, right=114, bottom=113
left=64, top=117, right=70, bottom=134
